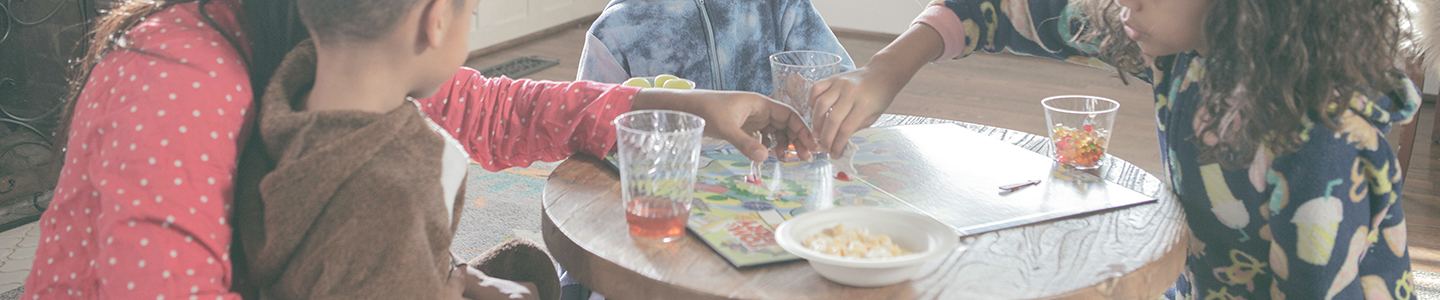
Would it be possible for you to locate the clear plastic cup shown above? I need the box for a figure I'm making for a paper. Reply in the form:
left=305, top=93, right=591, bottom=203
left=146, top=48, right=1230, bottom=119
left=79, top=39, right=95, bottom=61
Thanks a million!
left=614, top=110, right=706, bottom=243
left=769, top=50, right=843, bottom=135
left=1041, top=95, right=1119, bottom=169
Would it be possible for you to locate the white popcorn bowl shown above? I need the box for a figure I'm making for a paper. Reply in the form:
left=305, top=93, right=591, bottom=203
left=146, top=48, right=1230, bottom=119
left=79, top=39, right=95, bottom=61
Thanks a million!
left=774, top=207, right=962, bottom=287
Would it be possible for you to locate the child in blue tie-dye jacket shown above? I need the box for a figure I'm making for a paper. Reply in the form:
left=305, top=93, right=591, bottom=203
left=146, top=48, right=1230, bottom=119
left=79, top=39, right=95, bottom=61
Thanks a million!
left=578, top=0, right=856, bottom=96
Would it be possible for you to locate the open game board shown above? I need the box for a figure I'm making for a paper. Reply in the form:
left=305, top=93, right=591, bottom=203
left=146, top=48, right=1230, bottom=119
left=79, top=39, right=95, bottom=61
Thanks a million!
left=618, top=124, right=1157, bottom=267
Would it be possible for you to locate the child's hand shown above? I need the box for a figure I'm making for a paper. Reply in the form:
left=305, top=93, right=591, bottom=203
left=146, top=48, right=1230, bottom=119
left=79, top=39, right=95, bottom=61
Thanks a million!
left=808, top=66, right=908, bottom=155
left=458, top=265, right=538, bottom=300
left=808, top=23, right=944, bottom=155
left=633, top=89, right=818, bottom=162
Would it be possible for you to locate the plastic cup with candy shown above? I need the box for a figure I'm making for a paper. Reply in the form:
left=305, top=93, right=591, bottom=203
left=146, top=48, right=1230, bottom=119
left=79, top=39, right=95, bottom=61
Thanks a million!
left=1041, top=95, right=1118, bottom=169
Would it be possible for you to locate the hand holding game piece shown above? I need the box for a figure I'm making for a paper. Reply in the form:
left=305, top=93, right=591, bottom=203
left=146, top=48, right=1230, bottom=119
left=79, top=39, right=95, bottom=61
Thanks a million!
left=632, top=89, right=819, bottom=163
left=807, top=66, right=909, bottom=156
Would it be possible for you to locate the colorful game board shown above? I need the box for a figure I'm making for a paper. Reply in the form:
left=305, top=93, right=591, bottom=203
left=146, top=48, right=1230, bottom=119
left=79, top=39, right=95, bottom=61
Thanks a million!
left=608, top=124, right=1157, bottom=267
left=684, top=141, right=908, bottom=267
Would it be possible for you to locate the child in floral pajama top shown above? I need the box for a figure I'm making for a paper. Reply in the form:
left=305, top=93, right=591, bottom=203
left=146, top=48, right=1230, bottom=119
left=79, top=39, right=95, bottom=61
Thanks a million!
left=814, top=0, right=1418, bottom=299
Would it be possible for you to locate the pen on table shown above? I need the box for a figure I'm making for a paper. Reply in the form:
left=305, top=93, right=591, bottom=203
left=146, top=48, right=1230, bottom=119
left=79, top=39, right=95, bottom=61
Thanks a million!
left=999, top=180, right=1041, bottom=193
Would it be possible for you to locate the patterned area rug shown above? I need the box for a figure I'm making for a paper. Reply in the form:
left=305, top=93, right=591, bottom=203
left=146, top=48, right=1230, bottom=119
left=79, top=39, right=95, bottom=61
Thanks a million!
left=450, top=161, right=560, bottom=260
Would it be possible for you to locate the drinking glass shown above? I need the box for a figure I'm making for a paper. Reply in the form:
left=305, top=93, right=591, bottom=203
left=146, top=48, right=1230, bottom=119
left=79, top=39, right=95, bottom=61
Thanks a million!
left=769, top=50, right=844, bottom=132
left=614, top=110, right=706, bottom=243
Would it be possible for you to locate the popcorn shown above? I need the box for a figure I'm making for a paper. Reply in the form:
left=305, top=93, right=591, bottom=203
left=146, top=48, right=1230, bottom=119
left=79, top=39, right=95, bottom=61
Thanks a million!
left=803, top=224, right=909, bottom=259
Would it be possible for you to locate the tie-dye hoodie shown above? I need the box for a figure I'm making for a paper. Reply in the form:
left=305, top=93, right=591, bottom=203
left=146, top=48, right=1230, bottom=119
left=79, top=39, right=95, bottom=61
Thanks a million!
left=577, top=0, right=856, bottom=95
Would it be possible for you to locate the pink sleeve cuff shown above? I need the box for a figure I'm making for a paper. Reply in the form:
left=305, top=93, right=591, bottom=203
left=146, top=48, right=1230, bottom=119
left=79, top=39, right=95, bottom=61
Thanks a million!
left=913, top=4, right=968, bottom=61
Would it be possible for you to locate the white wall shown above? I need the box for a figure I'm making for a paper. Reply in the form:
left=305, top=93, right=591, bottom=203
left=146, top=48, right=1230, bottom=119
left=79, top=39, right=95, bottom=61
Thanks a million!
left=469, top=0, right=607, bottom=50
left=812, top=0, right=928, bottom=35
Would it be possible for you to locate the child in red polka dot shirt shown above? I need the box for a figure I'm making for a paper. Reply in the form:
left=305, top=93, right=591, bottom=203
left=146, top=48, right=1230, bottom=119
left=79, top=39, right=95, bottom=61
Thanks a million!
left=25, top=0, right=255, bottom=298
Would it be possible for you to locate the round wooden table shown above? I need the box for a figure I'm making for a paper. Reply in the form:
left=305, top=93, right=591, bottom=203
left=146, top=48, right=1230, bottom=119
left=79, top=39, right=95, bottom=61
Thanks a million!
left=542, top=114, right=1188, bottom=299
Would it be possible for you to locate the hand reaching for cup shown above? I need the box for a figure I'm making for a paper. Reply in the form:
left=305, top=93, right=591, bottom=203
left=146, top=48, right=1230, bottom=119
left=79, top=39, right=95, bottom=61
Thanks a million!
left=805, top=23, right=947, bottom=156
left=632, top=88, right=818, bottom=162
left=806, top=66, right=909, bottom=156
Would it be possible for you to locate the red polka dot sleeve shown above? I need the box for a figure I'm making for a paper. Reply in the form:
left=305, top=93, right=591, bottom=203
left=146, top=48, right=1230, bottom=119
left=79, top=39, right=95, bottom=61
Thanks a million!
left=24, top=1, right=248, bottom=299
left=415, top=68, right=640, bottom=171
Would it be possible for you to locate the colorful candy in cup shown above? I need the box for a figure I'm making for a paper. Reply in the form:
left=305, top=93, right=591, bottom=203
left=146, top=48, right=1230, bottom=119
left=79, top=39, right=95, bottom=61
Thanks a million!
left=1051, top=123, right=1107, bottom=168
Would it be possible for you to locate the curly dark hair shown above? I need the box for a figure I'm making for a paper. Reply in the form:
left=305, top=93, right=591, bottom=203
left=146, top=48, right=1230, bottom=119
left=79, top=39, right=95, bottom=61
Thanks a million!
left=1073, top=0, right=1409, bottom=169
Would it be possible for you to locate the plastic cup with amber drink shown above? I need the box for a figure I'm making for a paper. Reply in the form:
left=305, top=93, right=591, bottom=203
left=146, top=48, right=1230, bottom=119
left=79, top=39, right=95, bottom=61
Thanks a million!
left=1042, top=95, right=1119, bottom=169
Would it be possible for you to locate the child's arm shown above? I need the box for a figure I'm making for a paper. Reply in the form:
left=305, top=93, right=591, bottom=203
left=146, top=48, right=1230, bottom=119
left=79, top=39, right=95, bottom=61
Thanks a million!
left=1261, top=113, right=1411, bottom=299
left=923, top=0, right=1100, bottom=64
left=415, top=68, right=638, bottom=171
left=576, top=32, right=632, bottom=83
left=807, top=0, right=1111, bottom=154
left=415, top=68, right=814, bottom=169
left=803, top=21, right=945, bottom=154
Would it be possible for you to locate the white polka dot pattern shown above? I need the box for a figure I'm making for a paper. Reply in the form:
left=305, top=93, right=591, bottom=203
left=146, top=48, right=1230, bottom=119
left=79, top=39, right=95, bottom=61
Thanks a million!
left=24, top=0, right=248, bottom=299
left=414, top=68, right=640, bottom=172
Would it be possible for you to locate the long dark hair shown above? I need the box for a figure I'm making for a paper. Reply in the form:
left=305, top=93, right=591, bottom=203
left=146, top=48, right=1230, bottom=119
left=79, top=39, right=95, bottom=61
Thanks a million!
left=57, top=0, right=307, bottom=151
left=1074, top=0, right=1409, bottom=168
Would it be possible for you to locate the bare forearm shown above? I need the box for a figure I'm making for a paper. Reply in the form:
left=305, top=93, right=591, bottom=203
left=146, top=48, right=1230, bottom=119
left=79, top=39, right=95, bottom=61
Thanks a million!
left=866, top=23, right=946, bottom=86
left=631, top=88, right=759, bottom=113
left=631, top=88, right=696, bottom=112
left=805, top=23, right=947, bottom=154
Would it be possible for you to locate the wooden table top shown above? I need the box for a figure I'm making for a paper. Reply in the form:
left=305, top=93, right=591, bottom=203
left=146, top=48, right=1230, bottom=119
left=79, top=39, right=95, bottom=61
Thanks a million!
left=541, top=114, right=1188, bottom=299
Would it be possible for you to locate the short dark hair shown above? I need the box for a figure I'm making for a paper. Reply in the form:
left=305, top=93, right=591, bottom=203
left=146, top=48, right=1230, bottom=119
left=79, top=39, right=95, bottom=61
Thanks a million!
left=297, top=0, right=421, bottom=43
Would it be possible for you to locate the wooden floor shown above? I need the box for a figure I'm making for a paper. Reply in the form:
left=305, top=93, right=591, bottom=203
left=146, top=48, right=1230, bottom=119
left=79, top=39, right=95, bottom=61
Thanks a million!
left=467, top=25, right=1440, bottom=273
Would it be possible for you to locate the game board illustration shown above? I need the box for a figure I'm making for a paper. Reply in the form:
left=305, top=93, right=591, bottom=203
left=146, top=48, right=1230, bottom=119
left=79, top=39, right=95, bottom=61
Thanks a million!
left=684, top=140, right=910, bottom=267
left=683, top=124, right=1156, bottom=267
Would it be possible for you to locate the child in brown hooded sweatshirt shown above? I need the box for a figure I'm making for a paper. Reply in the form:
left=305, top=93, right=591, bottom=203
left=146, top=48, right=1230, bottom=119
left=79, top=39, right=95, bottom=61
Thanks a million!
left=231, top=0, right=816, bottom=298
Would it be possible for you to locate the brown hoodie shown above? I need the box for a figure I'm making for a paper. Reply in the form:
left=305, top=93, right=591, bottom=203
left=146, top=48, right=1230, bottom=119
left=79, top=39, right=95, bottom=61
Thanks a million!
left=231, top=42, right=557, bottom=299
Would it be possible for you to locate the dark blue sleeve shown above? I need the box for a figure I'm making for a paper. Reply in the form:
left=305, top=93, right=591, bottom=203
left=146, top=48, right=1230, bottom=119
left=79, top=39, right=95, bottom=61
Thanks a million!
left=941, top=0, right=1091, bottom=60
